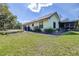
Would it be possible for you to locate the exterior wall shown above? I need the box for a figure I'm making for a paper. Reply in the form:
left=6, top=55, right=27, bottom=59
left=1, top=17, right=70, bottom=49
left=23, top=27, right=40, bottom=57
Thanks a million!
left=34, top=22, right=39, bottom=27
left=33, top=21, right=39, bottom=30
left=29, top=23, right=33, bottom=30
left=26, top=21, right=40, bottom=30
left=41, top=19, right=49, bottom=31
left=48, top=14, right=60, bottom=29
left=40, top=14, right=60, bottom=31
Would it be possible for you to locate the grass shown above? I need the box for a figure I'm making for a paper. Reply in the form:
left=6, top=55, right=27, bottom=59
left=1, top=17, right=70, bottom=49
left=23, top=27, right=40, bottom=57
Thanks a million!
left=0, top=31, right=79, bottom=55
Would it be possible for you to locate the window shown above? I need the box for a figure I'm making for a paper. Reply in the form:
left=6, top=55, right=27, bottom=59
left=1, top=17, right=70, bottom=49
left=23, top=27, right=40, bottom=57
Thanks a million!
left=32, top=23, right=34, bottom=26
left=39, top=21, right=43, bottom=28
left=53, top=22, right=56, bottom=28
left=34, top=26, right=39, bottom=29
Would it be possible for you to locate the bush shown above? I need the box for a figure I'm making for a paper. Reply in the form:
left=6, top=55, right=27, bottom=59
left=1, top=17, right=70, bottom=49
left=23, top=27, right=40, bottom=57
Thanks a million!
left=33, top=28, right=42, bottom=32
left=44, top=28, right=55, bottom=34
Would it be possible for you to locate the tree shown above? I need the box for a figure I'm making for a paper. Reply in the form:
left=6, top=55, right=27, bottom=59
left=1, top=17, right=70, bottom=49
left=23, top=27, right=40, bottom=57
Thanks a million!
left=0, top=14, right=8, bottom=30
left=0, top=4, right=12, bottom=15
left=14, top=21, right=22, bottom=29
left=7, top=15, right=17, bottom=29
left=0, top=4, right=18, bottom=31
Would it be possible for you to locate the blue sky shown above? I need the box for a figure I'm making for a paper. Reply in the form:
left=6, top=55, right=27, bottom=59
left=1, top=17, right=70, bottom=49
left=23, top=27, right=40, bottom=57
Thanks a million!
left=8, top=3, right=79, bottom=23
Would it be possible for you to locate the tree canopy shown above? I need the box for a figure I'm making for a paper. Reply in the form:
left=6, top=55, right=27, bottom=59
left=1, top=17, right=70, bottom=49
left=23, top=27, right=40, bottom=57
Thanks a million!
left=0, top=4, right=22, bottom=31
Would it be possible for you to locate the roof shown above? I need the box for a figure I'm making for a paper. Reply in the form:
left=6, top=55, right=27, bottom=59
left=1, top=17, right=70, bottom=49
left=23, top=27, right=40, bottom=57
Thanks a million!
left=24, top=12, right=59, bottom=25
left=60, top=18, right=79, bottom=23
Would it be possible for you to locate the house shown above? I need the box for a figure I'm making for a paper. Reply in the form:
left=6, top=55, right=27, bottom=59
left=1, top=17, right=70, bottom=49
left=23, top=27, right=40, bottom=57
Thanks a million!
left=23, top=12, right=79, bottom=32
left=23, top=12, right=60, bottom=31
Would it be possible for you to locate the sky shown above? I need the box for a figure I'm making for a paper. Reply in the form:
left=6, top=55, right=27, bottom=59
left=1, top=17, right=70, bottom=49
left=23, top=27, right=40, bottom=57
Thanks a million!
left=7, top=3, right=79, bottom=24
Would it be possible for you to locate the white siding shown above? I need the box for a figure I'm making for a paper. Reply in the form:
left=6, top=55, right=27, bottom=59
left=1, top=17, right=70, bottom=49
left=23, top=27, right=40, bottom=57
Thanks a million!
left=48, top=14, right=59, bottom=29
left=41, top=19, right=49, bottom=31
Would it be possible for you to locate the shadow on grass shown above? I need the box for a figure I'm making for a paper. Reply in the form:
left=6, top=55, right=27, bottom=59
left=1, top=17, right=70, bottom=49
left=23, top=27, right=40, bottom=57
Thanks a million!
left=62, top=31, right=79, bottom=35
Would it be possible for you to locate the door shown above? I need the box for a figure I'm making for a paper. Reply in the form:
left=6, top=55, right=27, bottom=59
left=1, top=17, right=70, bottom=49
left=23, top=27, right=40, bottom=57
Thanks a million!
left=53, top=22, right=56, bottom=29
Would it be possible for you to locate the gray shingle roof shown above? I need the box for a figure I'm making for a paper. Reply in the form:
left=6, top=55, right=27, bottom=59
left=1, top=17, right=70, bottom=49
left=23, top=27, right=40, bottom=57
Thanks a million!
left=24, top=12, right=59, bottom=25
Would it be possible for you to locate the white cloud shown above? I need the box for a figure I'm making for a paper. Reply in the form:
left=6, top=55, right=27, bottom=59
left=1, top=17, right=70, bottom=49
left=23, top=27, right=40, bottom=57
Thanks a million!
left=27, top=3, right=53, bottom=12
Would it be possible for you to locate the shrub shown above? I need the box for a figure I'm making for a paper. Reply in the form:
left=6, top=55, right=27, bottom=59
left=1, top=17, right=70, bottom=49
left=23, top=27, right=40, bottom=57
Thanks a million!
left=33, top=28, right=42, bottom=32
left=44, top=28, right=55, bottom=34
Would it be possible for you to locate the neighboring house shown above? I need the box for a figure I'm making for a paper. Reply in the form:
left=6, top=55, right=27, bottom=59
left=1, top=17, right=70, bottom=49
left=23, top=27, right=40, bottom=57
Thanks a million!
left=24, top=12, right=60, bottom=31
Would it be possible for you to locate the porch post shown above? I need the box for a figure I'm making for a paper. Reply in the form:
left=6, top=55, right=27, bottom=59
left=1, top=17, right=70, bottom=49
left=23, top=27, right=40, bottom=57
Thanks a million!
left=68, top=23, right=70, bottom=30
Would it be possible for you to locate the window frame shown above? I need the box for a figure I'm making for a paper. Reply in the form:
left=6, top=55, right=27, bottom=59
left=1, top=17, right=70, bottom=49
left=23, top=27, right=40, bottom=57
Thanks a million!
left=39, top=21, right=43, bottom=28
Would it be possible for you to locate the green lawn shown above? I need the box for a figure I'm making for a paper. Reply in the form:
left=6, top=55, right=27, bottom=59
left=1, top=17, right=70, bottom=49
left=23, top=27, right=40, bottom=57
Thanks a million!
left=0, top=32, right=79, bottom=56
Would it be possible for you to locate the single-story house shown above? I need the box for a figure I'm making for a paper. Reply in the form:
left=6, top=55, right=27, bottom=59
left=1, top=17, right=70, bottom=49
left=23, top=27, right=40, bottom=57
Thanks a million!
left=23, top=12, right=79, bottom=32
left=24, top=12, right=60, bottom=31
